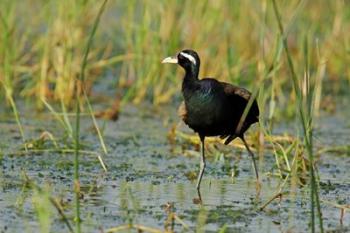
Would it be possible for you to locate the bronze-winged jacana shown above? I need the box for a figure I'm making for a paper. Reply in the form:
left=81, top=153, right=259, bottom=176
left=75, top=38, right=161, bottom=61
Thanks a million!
left=162, top=49, right=259, bottom=197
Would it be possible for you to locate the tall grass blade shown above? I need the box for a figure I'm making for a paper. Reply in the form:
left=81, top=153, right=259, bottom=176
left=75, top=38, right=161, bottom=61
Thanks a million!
left=42, top=98, right=73, bottom=138
left=73, top=0, right=109, bottom=232
left=83, top=92, right=108, bottom=172
left=271, top=0, right=324, bottom=232
left=5, top=90, right=27, bottom=151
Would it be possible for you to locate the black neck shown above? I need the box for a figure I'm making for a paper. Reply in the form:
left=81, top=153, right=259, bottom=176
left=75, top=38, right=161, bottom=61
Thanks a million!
left=186, top=65, right=199, bottom=78
left=182, top=65, right=200, bottom=96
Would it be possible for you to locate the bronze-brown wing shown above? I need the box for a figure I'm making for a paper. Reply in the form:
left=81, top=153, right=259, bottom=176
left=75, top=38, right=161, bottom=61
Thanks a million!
left=221, top=81, right=259, bottom=134
left=222, top=82, right=252, bottom=101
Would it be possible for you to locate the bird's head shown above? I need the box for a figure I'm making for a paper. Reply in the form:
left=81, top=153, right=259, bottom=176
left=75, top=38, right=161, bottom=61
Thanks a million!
left=162, top=49, right=200, bottom=73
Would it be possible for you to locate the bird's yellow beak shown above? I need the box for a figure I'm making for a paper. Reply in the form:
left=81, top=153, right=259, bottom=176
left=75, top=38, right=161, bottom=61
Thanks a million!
left=162, top=56, right=178, bottom=64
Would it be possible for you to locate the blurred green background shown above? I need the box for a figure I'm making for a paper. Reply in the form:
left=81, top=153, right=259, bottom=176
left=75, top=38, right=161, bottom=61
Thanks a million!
left=1, top=0, right=349, bottom=116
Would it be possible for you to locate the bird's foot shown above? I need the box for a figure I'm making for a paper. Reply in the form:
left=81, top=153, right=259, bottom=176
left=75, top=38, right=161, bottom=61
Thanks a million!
left=255, top=179, right=262, bottom=200
left=193, top=188, right=203, bottom=205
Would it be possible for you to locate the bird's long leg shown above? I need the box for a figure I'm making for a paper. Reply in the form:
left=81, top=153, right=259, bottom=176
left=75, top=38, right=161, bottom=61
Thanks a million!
left=196, top=136, right=206, bottom=196
left=241, top=136, right=259, bottom=181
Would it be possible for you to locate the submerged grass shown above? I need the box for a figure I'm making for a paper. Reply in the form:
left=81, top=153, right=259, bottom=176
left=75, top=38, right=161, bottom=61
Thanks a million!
left=23, top=173, right=74, bottom=233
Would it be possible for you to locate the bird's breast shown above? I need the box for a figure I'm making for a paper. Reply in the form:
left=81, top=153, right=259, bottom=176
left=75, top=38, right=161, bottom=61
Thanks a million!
left=182, top=91, right=227, bottom=135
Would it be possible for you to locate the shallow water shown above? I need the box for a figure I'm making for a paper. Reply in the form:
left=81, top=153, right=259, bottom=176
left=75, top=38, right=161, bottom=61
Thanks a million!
left=0, top=103, right=349, bottom=233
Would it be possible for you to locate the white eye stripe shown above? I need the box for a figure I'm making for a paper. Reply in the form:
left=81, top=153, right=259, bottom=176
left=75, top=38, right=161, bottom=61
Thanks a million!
left=180, top=52, right=196, bottom=65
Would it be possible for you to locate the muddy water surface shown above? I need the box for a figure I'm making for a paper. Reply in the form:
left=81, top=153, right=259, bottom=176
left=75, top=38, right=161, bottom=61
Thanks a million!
left=0, top=103, right=349, bottom=232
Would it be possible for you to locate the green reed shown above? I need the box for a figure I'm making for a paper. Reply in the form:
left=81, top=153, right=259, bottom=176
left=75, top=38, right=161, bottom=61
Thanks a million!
left=272, top=0, right=323, bottom=232
left=0, top=1, right=28, bottom=150
left=1, top=1, right=348, bottom=114
left=73, top=1, right=108, bottom=232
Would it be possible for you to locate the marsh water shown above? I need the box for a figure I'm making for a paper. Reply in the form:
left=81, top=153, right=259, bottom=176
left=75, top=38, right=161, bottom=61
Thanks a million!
left=0, top=100, right=349, bottom=233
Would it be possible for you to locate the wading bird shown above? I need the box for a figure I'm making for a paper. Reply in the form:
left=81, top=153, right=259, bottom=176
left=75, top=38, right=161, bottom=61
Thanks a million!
left=162, top=49, right=260, bottom=199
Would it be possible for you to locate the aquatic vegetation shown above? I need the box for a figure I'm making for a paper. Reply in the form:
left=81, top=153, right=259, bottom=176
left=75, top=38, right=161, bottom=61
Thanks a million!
left=0, top=0, right=349, bottom=232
